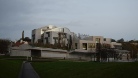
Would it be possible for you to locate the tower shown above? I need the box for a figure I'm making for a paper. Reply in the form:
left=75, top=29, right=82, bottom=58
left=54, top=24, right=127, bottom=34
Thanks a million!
left=22, top=30, right=24, bottom=40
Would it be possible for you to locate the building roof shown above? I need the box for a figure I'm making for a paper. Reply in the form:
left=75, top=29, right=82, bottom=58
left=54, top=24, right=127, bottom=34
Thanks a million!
left=27, top=47, right=68, bottom=52
left=14, top=42, right=25, bottom=47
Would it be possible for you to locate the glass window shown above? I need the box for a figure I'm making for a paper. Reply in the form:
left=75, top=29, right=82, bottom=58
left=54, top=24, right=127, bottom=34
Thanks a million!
left=56, top=39, right=58, bottom=43
left=75, top=43, right=77, bottom=49
left=48, top=38, right=50, bottom=43
left=104, top=38, right=106, bottom=41
left=45, top=39, right=46, bottom=43
left=88, top=43, right=95, bottom=48
left=96, top=38, right=100, bottom=43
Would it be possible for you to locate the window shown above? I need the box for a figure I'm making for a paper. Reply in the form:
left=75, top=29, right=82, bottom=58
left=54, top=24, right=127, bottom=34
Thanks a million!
left=75, top=43, right=77, bottom=49
left=82, top=43, right=87, bottom=50
left=45, top=39, right=47, bottom=43
left=48, top=38, right=50, bottom=43
left=104, top=38, right=106, bottom=41
left=88, top=43, right=95, bottom=48
left=96, top=38, right=100, bottom=43
left=46, top=32, right=50, bottom=37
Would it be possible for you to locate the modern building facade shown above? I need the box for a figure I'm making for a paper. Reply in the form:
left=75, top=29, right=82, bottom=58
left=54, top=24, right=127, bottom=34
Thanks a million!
left=10, top=25, right=130, bottom=62
left=31, top=25, right=122, bottom=52
left=32, top=25, right=73, bottom=48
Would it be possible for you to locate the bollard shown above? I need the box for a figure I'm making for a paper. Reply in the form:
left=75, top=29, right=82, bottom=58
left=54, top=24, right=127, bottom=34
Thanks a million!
left=31, top=57, right=32, bottom=61
left=27, top=56, right=28, bottom=60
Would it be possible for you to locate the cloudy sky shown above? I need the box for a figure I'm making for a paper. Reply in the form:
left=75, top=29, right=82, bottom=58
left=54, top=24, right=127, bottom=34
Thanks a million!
left=0, top=0, right=138, bottom=41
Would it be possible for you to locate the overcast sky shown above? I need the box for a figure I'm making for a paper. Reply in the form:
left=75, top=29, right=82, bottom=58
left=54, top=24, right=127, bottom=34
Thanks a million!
left=0, top=0, right=138, bottom=41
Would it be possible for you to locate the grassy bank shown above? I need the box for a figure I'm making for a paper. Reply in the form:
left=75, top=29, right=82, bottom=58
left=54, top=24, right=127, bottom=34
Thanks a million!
left=31, top=61, right=138, bottom=78
left=0, top=60, right=23, bottom=78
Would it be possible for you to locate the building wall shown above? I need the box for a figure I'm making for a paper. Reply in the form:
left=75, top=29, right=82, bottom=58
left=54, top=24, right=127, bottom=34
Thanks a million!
left=11, top=44, right=32, bottom=56
left=73, top=35, right=120, bottom=52
left=11, top=50, right=31, bottom=56
left=32, top=29, right=41, bottom=43
left=73, top=39, right=96, bottom=52
left=68, top=53, right=114, bottom=62
left=110, top=42, right=121, bottom=48
left=41, top=51, right=67, bottom=58
left=35, top=29, right=41, bottom=43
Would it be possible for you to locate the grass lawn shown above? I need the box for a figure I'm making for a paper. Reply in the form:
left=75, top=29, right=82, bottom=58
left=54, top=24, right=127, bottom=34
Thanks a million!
left=0, top=59, right=23, bottom=78
left=31, top=61, right=138, bottom=78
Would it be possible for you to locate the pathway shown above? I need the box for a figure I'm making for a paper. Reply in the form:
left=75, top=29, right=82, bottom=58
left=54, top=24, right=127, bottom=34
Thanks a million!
left=18, top=61, right=40, bottom=78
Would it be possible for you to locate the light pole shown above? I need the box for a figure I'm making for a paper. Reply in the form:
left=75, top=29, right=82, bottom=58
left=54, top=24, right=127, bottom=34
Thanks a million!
left=132, top=50, right=133, bottom=60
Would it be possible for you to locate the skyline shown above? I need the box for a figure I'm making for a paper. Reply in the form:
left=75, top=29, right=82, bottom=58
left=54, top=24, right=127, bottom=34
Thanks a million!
left=0, top=0, right=138, bottom=41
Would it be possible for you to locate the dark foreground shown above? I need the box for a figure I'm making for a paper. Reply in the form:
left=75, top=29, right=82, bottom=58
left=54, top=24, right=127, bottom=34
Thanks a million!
left=31, top=61, right=138, bottom=78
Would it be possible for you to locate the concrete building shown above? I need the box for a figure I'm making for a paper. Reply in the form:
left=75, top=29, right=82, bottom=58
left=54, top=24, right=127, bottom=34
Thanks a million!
left=10, top=25, right=130, bottom=62
left=31, top=25, right=122, bottom=52
left=32, top=25, right=73, bottom=48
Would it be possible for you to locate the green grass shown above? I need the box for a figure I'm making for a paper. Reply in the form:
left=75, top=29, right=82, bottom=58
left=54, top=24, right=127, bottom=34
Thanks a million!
left=0, top=60, right=23, bottom=78
left=31, top=61, right=138, bottom=78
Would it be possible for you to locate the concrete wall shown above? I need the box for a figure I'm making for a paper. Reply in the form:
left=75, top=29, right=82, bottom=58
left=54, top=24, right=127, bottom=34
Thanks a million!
left=35, top=29, right=41, bottom=43
left=110, top=42, right=121, bottom=48
left=41, top=51, right=67, bottom=58
left=73, top=39, right=96, bottom=52
left=68, top=53, right=115, bottom=62
left=11, top=44, right=32, bottom=56
left=11, top=50, right=31, bottom=56
left=73, top=35, right=119, bottom=52
left=68, top=53, right=93, bottom=61
left=32, top=29, right=41, bottom=43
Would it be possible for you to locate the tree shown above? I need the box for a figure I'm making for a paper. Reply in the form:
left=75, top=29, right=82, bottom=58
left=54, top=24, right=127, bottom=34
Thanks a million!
left=111, top=39, right=116, bottom=42
left=129, top=40, right=135, bottom=43
left=24, top=37, right=30, bottom=40
left=96, top=43, right=115, bottom=62
left=122, top=43, right=138, bottom=58
left=117, top=38, right=124, bottom=43
left=0, top=39, right=11, bottom=54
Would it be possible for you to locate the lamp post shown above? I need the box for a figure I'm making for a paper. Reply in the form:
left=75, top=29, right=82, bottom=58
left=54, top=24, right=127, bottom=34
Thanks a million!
left=132, top=50, right=133, bottom=60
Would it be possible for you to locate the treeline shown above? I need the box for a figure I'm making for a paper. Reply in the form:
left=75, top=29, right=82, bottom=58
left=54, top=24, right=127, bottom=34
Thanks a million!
left=0, top=39, right=11, bottom=54
left=112, top=38, right=138, bottom=58
left=111, top=38, right=138, bottom=43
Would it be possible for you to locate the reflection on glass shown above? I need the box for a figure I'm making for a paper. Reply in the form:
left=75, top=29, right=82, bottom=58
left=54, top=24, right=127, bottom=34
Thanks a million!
left=88, top=43, right=95, bottom=48
left=96, top=38, right=100, bottom=43
left=56, top=39, right=58, bottom=43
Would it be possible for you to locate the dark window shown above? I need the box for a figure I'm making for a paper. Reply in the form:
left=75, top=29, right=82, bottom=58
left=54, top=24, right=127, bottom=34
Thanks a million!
left=53, top=37, right=58, bottom=44
left=46, top=32, right=50, bottom=37
left=104, top=38, right=106, bottom=41
left=45, top=37, right=48, bottom=43
left=70, top=35, right=72, bottom=44
left=75, top=43, right=77, bottom=49
left=82, top=43, right=87, bottom=50
left=32, top=34, right=35, bottom=43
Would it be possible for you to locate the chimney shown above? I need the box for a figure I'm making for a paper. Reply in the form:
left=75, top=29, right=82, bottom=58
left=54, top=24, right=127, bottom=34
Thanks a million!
left=22, top=30, right=24, bottom=40
left=15, top=40, right=17, bottom=43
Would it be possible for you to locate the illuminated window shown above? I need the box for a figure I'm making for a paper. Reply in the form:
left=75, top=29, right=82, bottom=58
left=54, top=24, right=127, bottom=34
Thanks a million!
left=96, top=38, right=100, bottom=43
left=88, top=43, right=95, bottom=48
left=56, top=39, right=58, bottom=43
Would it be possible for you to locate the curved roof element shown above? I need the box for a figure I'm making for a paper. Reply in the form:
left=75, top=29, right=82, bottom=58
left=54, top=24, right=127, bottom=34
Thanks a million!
left=47, top=27, right=72, bottom=35
left=38, top=25, right=57, bottom=29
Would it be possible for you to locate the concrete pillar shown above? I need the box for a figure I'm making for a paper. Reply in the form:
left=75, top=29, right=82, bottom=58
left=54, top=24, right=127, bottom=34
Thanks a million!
left=31, top=57, right=32, bottom=61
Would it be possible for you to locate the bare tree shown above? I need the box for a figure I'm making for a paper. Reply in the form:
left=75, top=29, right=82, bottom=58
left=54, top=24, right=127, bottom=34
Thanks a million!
left=0, top=39, right=11, bottom=54
left=96, top=43, right=115, bottom=62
